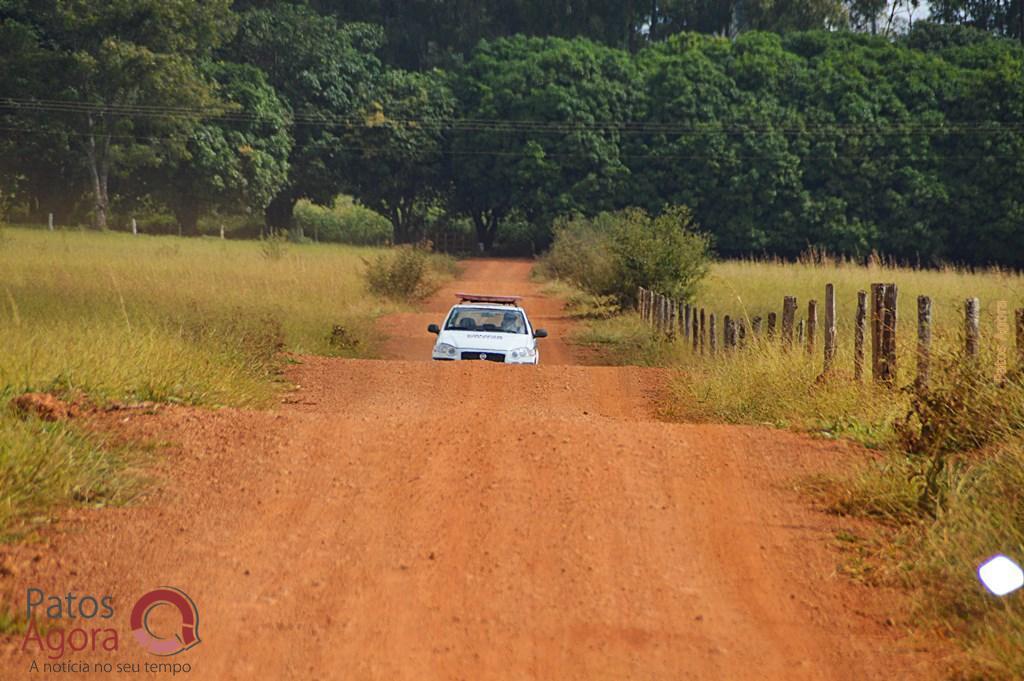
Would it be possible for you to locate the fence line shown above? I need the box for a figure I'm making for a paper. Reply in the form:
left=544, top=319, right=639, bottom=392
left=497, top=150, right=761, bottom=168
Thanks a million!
left=636, top=284, right=1024, bottom=386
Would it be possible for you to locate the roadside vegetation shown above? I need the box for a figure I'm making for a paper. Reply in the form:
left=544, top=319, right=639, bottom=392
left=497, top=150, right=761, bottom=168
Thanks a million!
left=536, top=207, right=711, bottom=304
left=364, top=246, right=459, bottom=301
left=539, top=231, right=1024, bottom=678
left=0, top=226, right=453, bottom=538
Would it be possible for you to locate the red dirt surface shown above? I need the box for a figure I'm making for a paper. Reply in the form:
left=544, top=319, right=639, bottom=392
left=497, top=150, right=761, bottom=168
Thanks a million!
left=0, top=259, right=944, bottom=680
left=9, top=393, right=77, bottom=422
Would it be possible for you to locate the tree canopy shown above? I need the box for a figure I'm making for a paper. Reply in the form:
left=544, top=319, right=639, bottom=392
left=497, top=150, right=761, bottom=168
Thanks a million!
left=1, top=1, right=1021, bottom=265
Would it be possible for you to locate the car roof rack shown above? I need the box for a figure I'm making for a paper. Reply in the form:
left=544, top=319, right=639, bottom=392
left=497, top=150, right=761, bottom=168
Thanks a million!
left=456, top=293, right=522, bottom=305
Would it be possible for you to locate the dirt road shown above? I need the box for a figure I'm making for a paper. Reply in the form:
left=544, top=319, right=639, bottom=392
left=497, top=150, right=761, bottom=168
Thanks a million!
left=0, top=260, right=939, bottom=680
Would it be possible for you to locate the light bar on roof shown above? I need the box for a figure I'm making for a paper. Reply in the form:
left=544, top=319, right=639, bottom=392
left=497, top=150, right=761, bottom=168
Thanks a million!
left=455, top=293, right=522, bottom=305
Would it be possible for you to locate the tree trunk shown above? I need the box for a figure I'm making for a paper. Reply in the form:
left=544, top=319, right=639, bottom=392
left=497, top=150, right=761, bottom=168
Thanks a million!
left=174, top=203, right=202, bottom=236
left=472, top=211, right=501, bottom=251
left=265, top=192, right=298, bottom=234
left=85, top=120, right=110, bottom=230
left=389, top=199, right=423, bottom=245
left=626, top=0, right=638, bottom=51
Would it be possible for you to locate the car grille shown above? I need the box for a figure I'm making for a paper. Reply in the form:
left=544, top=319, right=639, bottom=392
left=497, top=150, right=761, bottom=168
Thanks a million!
left=460, top=352, right=506, bottom=363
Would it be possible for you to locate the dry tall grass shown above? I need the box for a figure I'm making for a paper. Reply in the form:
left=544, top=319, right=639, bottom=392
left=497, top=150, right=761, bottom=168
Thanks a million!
left=555, top=258, right=1024, bottom=680
left=0, top=226, right=409, bottom=537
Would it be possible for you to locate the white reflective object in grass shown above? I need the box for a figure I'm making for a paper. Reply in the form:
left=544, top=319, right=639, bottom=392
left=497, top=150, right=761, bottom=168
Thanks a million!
left=977, top=555, right=1024, bottom=596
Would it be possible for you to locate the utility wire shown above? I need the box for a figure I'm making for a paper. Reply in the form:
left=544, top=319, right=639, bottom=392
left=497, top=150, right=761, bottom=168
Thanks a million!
left=1, top=97, right=1022, bottom=136
left=0, top=123, right=1019, bottom=161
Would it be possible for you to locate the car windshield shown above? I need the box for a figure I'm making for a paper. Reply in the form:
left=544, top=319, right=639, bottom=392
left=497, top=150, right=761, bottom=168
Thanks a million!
left=445, top=307, right=527, bottom=334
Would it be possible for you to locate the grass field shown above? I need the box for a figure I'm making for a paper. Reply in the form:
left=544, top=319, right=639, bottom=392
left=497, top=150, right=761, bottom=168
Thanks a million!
left=551, top=258, right=1024, bottom=680
left=570, top=259, right=1023, bottom=443
left=0, top=225, right=438, bottom=538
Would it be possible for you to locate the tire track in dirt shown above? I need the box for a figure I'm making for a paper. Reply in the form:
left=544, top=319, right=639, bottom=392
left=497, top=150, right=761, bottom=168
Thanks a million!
left=0, top=259, right=943, bottom=680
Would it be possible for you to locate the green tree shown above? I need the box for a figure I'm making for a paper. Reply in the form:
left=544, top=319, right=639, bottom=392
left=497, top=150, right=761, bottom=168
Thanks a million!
left=0, top=0, right=236, bottom=229
left=930, top=1, right=1024, bottom=41
left=151, top=62, right=293, bottom=235
left=339, top=69, right=454, bottom=244
left=312, top=0, right=646, bottom=65
left=449, top=36, right=640, bottom=249
left=630, top=32, right=808, bottom=256
left=225, top=3, right=385, bottom=233
left=0, top=17, right=85, bottom=223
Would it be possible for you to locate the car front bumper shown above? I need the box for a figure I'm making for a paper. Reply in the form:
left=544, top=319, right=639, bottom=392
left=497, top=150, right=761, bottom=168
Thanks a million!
left=431, top=350, right=538, bottom=365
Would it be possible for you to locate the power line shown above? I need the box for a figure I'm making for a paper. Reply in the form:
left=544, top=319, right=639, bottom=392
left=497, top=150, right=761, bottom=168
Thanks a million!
left=0, top=123, right=1020, bottom=162
left=1, top=97, right=1022, bottom=137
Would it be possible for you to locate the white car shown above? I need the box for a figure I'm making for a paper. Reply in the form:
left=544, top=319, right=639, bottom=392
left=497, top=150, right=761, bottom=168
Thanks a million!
left=428, top=294, right=548, bottom=364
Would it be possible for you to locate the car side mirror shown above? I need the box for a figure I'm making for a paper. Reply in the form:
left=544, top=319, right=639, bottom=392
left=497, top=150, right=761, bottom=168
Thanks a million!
left=534, top=328, right=548, bottom=339
left=428, top=324, right=440, bottom=335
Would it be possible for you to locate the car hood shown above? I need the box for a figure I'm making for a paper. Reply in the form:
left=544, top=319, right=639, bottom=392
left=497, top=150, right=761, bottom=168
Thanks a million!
left=437, top=330, right=531, bottom=352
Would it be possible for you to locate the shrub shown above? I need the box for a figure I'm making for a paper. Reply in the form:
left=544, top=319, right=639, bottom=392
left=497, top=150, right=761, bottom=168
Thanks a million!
left=895, top=360, right=1024, bottom=512
left=607, top=206, right=711, bottom=304
left=540, top=213, right=618, bottom=293
left=260, top=232, right=289, bottom=260
left=539, top=207, right=712, bottom=304
left=294, top=197, right=392, bottom=245
left=363, top=246, right=445, bottom=301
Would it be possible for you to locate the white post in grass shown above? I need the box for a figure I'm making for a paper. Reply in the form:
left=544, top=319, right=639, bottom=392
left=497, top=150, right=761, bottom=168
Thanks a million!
left=220, top=224, right=225, bottom=240
left=48, top=212, right=54, bottom=231
left=131, top=218, right=138, bottom=235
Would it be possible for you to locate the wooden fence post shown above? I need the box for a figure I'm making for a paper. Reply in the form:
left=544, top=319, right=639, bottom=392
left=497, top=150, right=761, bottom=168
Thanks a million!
left=782, top=296, right=797, bottom=347
left=767, top=312, right=777, bottom=339
left=699, top=308, right=706, bottom=355
left=639, top=288, right=646, bottom=320
left=823, top=284, right=836, bottom=372
left=996, top=301, right=1009, bottom=385
left=881, top=284, right=898, bottom=385
left=1017, top=308, right=1024, bottom=366
left=965, top=298, right=980, bottom=358
left=679, top=302, right=687, bottom=339
left=738, top=320, right=747, bottom=348
left=855, top=290, right=867, bottom=382
left=797, top=319, right=805, bottom=346
left=683, top=303, right=691, bottom=339
left=917, top=295, right=932, bottom=389
left=48, top=213, right=54, bottom=231
left=751, top=316, right=762, bottom=337
left=692, top=307, right=699, bottom=353
left=709, top=313, right=717, bottom=355
left=724, top=315, right=734, bottom=349
left=870, top=284, right=885, bottom=382
left=806, top=300, right=818, bottom=355
left=668, top=299, right=677, bottom=338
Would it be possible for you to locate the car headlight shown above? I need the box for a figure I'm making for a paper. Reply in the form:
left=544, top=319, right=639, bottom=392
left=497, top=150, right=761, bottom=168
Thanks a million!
left=435, top=343, right=457, bottom=356
left=510, top=347, right=536, bottom=360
